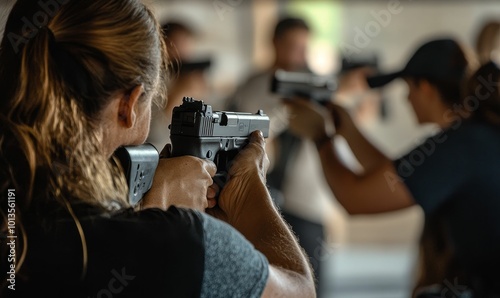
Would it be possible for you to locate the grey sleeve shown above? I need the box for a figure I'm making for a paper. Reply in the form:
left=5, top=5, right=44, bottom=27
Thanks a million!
left=198, top=213, right=270, bottom=298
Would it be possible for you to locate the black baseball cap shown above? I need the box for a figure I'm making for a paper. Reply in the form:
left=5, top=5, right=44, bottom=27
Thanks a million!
left=367, top=39, right=467, bottom=88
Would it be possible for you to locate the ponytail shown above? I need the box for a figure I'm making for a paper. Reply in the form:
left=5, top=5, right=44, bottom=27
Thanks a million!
left=2, top=23, right=128, bottom=209
left=1, top=21, right=126, bottom=285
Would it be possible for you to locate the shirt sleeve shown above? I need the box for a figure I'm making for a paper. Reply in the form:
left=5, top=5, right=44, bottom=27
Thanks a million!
left=393, top=129, right=471, bottom=215
left=197, top=212, right=269, bottom=298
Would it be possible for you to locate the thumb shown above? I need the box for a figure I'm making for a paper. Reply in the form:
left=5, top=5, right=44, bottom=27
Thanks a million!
left=250, top=130, right=265, bottom=147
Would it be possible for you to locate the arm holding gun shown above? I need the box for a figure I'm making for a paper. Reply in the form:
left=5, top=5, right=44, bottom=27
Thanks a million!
left=115, top=98, right=315, bottom=297
left=170, top=99, right=315, bottom=297
left=273, top=72, right=414, bottom=215
left=114, top=143, right=217, bottom=212
left=114, top=97, right=270, bottom=211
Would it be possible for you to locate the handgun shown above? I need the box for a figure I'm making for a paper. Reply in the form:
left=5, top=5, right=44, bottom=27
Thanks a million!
left=271, top=70, right=342, bottom=127
left=170, top=97, right=270, bottom=188
left=114, top=97, right=270, bottom=205
left=271, top=70, right=337, bottom=103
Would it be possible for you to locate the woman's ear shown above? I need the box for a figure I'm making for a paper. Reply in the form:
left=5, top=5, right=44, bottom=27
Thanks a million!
left=118, top=85, right=144, bottom=128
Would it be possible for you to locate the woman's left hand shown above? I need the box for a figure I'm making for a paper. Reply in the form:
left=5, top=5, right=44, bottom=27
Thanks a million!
left=141, top=151, right=217, bottom=212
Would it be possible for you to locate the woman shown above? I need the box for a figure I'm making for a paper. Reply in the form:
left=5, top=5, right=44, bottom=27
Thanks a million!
left=285, top=39, right=500, bottom=296
left=0, top=0, right=315, bottom=297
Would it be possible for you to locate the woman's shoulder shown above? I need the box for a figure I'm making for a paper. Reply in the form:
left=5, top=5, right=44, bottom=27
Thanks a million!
left=82, top=205, right=205, bottom=238
left=21, top=204, right=207, bottom=296
left=27, top=202, right=207, bottom=251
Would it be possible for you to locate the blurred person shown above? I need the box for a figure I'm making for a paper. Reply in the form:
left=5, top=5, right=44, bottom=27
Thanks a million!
left=285, top=38, right=500, bottom=296
left=162, top=21, right=211, bottom=105
left=336, top=54, right=387, bottom=127
left=475, top=20, right=500, bottom=65
left=148, top=21, right=211, bottom=149
left=227, top=17, right=310, bottom=120
left=412, top=62, right=500, bottom=297
left=227, top=17, right=338, bottom=295
left=163, top=21, right=196, bottom=60
left=339, top=54, right=463, bottom=298
left=0, top=1, right=315, bottom=297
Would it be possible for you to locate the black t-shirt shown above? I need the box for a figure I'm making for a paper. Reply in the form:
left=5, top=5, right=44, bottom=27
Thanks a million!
left=2, top=203, right=268, bottom=297
left=394, top=120, right=500, bottom=283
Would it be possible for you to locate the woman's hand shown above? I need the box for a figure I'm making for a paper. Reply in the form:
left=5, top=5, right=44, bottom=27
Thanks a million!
left=207, top=131, right=270, bottom=223
left=325, top=102, right=356, bottom=136
left=283, top=99, right=335, bottom=143
left=141, top=151, right=217, bottom=212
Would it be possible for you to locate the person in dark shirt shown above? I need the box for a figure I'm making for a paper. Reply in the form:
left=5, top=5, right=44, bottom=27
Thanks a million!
left=284, top=38, right=500, bottom=297
left=0, top=0, right=315, bottom=297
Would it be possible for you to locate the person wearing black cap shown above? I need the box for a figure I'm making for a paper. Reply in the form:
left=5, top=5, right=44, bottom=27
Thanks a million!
left=283, top=38, right=500, bottom=296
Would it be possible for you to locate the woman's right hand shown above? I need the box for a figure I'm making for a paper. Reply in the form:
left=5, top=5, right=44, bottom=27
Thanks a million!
left=141, top=154, right=217, bottom=212
left=207, top=131, right=271, bottom=224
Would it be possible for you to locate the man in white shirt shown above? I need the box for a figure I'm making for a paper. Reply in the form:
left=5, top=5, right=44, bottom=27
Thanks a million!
left=226, top=17, right=337, bottom=295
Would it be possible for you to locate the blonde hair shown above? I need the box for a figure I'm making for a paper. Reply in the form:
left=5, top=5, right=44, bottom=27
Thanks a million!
left=0, top=0, right=169, bottom=283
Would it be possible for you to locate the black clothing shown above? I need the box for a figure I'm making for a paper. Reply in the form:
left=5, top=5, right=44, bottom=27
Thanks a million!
left=9, top=205, right=205, bottom=298
left=394, top=120, right=500, bottom=296
left=1, top=202, right=269, bottom=297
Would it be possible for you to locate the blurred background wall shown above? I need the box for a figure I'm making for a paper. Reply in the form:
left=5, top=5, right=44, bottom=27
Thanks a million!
left=1, top=0, right=499, bottom=297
